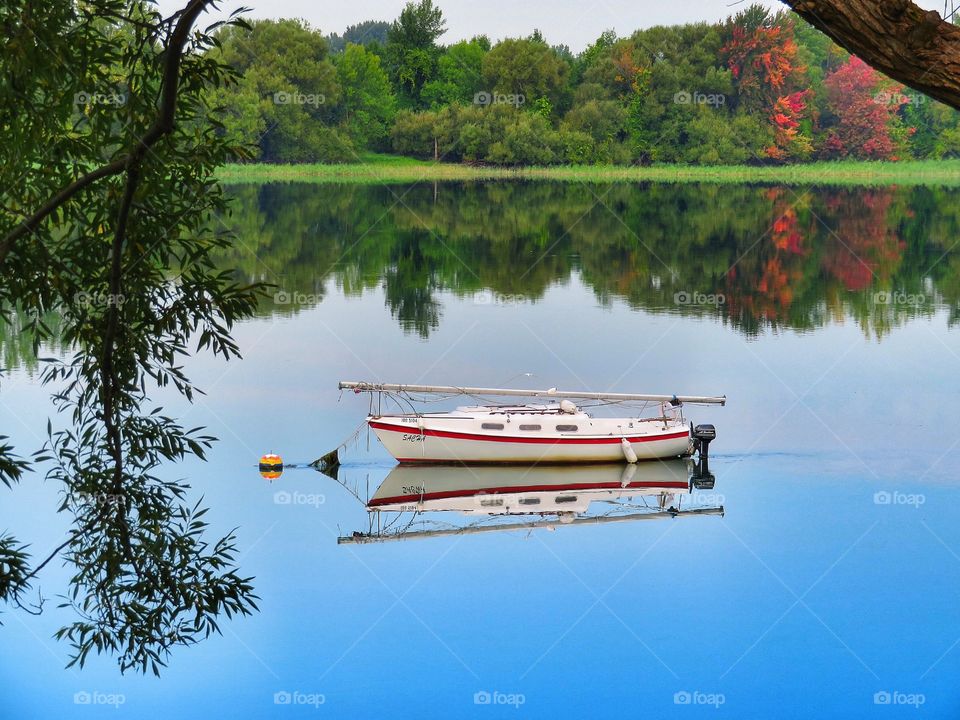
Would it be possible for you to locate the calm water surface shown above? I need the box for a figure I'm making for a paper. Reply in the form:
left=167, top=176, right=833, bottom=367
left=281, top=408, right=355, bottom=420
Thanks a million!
left=2, top=181, right=960, bottom=718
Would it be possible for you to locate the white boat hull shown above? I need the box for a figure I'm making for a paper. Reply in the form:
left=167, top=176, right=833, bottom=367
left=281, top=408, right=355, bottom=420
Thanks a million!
left=369, top=416, right=692, bottom=464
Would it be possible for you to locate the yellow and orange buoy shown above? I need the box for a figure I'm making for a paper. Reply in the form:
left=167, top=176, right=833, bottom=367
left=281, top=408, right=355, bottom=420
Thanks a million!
left=259, top=453, right=283, bottom=480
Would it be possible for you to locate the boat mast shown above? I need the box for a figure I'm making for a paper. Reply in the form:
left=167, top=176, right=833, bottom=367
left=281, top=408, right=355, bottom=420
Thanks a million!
left=338, top=380, right=726, bottom=405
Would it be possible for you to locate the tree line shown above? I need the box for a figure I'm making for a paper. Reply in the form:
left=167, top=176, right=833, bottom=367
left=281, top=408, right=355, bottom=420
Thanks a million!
left=208, top=1, right=960, bottom=166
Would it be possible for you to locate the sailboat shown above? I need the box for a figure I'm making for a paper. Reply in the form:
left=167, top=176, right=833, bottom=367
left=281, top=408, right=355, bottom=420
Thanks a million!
left=338, top=381, right=725, bottom=465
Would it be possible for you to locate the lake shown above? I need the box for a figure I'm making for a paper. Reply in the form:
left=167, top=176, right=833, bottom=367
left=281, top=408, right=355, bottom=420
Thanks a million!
left=2, top=180, right=960, bottom=718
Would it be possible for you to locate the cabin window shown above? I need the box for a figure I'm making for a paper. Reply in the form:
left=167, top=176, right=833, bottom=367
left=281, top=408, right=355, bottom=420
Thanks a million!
left=480, top=498, right=504, bottom=507
left=555, top=495, right=578, bottom=503
left=481, top=422, right=505, bottom=430
left=519, top=424, right=542, bottom=431
left=519, top=498, right=541, bottom=505
left=556, top=424, right=578, bottom=432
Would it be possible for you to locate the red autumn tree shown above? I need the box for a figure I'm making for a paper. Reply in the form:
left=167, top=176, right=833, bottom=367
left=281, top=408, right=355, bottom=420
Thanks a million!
left=721, top=8, right=812, bottom=161
left=768, top=90, right=813, bottom=160
left=821, top=56, right=910, bottom=160
left=722, top=21, right=801, bottom=110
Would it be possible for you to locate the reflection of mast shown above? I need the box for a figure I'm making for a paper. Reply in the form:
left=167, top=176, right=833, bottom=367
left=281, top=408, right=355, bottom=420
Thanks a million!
left=338, top=506, right=724, bottom=544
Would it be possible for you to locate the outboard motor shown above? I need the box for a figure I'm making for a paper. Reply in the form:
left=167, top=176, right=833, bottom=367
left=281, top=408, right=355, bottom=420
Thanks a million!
left=690, top=424, right=716, bottom=488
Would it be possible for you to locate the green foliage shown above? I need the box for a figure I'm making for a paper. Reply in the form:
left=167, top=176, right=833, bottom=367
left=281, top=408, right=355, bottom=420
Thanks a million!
left=482, top=38, right=569, bottom=110
left=421, top=39, right=488, bottom=108
left=387, top=0, right=446, bottom=49
left=391, top=108, right=440, bottom=158
left=560, top=100, right=625, bottom=161
left=207, top=77, right=266, bottom=158
left=337, top=44, right=397, bottom=148
left=573, top=30, right=617, bottom=86
left=213, top=19, right=349, bottom=162
left=217, top=19, right=341, bottom=121
left=682, top=109, right=770, bottom=164
left=385, top=0, right=447, bottom=109
left=326, top=20, right=391, bottom=53
left=0, top=0, right=262, bottom=671
left=486, top=113, right=558, bottom=165
left=205, top=1, right=960, bottom=165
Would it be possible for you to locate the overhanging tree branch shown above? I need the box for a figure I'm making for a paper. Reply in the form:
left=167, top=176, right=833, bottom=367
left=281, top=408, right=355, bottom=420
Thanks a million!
left=782, top=0, right=960, bottom=110
left=0, top=0, right=214, bottom=260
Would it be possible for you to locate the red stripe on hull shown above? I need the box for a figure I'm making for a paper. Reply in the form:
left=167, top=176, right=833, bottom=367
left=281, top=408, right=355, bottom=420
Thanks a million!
left=369, top=480, right=690, bottom=507
left=369, top=420, right=689, bottom=445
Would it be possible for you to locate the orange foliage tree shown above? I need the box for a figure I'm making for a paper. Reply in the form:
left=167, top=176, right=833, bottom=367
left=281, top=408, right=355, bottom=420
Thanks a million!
left=721, top=10, right=812, bottom=160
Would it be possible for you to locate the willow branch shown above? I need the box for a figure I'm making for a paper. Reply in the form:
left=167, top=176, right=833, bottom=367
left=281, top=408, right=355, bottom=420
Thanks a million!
left=19, top=505, right=112, bottom=587
left=0, top=0, right=214, bottom=260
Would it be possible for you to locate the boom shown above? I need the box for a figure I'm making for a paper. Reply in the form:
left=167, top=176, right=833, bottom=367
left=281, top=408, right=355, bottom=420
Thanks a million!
left=338, top=380, right=726, bottom=406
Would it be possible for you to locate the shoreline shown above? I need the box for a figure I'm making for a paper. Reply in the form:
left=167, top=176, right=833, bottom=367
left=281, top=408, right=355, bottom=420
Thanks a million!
left=217, top=158, right=960, bottom=187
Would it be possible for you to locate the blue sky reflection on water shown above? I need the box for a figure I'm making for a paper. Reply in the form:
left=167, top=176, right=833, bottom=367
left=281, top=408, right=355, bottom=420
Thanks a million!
left=2, top=276, right=960, bottom=719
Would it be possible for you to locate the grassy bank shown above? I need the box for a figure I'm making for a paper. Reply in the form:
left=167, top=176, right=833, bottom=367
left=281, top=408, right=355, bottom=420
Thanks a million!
left=217, top=154, right=960, bottom=187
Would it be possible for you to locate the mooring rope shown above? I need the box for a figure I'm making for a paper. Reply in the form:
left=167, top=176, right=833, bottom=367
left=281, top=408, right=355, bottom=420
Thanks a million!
left=309, top=418, right=367, bottom=472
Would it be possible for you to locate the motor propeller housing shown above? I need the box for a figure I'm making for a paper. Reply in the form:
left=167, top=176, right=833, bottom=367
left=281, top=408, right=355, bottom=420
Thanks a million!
left=690, top=424, right=716, bottom=485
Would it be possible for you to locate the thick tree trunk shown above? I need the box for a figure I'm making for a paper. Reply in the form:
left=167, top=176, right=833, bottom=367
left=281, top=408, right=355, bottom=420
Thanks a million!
left=782, top=0, right=960, bottom=110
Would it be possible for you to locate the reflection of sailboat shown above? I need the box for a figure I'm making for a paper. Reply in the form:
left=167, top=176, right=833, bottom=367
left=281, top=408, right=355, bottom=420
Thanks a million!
left=334, top=459, right=723, bottom=544
left=369, top=461, right=689, bottom=512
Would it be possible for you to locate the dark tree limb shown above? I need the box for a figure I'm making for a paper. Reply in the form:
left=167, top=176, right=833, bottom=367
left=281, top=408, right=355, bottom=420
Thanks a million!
left=782, top=0, right=960, bottom=110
